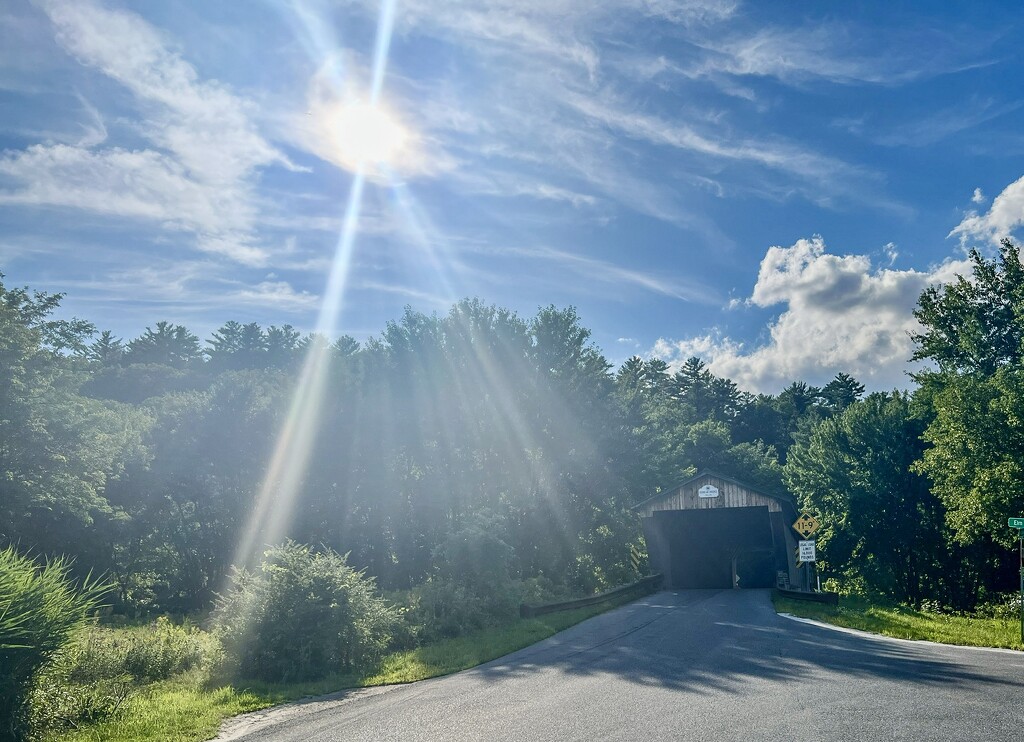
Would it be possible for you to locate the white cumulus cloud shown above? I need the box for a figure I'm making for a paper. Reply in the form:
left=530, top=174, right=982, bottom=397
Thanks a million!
left=651, top=236, right=971, bottom=393
left=951, top=175, right=1024, bottom=246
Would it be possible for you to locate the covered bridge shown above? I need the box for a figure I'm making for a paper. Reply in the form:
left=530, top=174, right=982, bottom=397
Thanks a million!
left=634, top=471, right=801, bottom=590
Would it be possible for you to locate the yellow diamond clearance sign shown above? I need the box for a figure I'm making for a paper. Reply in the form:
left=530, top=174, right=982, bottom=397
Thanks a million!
left=792, top=512, right=820, bottom=539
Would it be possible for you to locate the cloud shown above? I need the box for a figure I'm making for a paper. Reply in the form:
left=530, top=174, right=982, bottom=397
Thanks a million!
left=72, top=92, right=107, bottom=147
left=691, top=22, right=991, bottom=88
left=951, top=175, right=1024, bottom=246
left=474, top=244, right=718, bottom=303
left=234, top=280, right=319, bottom=311
left=651, top=237, right=971, bottom=392
left=319, top=0, right=890, bottom=229
left=972, top=188, right=986, bottom=204
left=564, top=89, right=873, bottom=201
left=355, top=280, right=453, bottom=308
left=452, top=170, right=599, bottom=207
left=872, top=97, right=1023, bottom=148
left=0, top=0, right=291, bottom=264
left=0, top=144, right=266, bottom=264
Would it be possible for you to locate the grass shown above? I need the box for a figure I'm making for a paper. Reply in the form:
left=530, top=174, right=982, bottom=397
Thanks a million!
left=51, top=590, right=645, bottom=742
left=773, top=594, right=1024, bottom=651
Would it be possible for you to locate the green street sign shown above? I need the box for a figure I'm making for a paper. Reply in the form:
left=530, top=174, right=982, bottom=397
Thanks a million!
left=1009, top=517, right=1024, bottom=529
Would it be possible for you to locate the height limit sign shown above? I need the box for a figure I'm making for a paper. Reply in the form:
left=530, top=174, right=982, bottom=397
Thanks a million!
left=798, top=540, right=817, bottom=563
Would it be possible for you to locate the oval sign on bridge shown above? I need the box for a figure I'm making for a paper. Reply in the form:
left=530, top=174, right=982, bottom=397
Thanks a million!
left=1009, top=517, right=1024, bottom=529
left=698, top=485, right=719, bottom=498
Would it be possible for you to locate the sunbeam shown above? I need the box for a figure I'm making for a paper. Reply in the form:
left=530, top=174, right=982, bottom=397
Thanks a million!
left=382, top=167, right=581, bottom=551
left=231, top=0, right=397, bottom=572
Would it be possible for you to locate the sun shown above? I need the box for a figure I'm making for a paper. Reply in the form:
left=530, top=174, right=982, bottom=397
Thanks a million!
left=328, top=101, right=409, bottom=167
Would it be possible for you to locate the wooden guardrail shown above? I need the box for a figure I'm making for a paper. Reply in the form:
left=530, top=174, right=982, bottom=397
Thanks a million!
left=519, top=574, right=663, bottom=619
left=774, top=587, right=839, bottom=605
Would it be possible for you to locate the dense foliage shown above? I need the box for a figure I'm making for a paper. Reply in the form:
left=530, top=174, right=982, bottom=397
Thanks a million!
left=0, top=277, right=822, bottom=616
left=784, top=393, right=954, bottom=604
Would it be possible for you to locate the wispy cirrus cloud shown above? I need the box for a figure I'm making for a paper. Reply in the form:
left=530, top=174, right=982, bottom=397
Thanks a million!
left=470, top=244, right=718, bottom=303
left=870, top=97, right=1023, bottom=148
left=324, top=0, right=916, bottom=230
left=0, top=0, right=296, bottom=265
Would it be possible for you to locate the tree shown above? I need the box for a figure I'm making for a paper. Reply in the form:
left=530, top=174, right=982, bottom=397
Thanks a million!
left=207, top=322, right=271, bottom=371
left=820, top=373, right=865, bottom=413
left=911, top=240, right=1024, bottom=596
left=785, top=393, right=951, bottom=605
left=266, top=325, right=302, bottom=367
left=126, top=321, right=202, bottom=368
left=916, top=368, right=1024, bottom=548
left=0, top=275, right=147, bottom=555
left=86, top=330, right=124, bottom=366
left=912, top=239, right=1024, bottom=375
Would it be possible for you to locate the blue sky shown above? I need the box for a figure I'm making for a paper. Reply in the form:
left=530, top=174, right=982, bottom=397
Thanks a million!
left=2, top=0, right=1023, bottom=392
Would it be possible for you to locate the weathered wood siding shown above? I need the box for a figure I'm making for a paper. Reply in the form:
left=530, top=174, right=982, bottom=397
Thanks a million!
left=637, top=474, right=781, bottom=518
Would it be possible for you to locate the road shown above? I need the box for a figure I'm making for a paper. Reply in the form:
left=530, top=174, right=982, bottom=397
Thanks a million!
left=222, top=589, right=1024, bottom=741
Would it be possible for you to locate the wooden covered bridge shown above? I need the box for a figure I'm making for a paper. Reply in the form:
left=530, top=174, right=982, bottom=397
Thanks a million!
left=634, top=471, right=802, bottom=590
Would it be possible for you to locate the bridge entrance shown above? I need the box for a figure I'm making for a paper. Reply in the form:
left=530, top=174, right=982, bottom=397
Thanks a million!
left=633, top=471, right=799, bottom=590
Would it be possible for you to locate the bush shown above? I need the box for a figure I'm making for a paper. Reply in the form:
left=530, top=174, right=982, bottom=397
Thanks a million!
left=974, top=593, right=1023, bottom=620
left=405, top=516, right=520, bottom=642
left=513, top=575, right=570, bottom=606
left=0, top=546, right=108, bottom=741
left=407, top=577, right=519, bottom=642
left=213, top=542, right=398, bottom=682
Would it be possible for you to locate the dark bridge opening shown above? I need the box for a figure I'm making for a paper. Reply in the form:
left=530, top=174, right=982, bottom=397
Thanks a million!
left=644, top=506, right=778, bottom=589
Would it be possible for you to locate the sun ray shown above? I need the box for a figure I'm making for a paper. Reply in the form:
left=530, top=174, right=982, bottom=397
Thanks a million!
left=231, top=0, right=397, bottom=572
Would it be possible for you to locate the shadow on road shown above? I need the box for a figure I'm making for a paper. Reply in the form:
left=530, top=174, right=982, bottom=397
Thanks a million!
left=469, top=589, right=1024, bottom=696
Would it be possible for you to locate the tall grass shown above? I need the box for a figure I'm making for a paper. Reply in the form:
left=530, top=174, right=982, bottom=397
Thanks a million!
left=0, top=546, right=109, bottom=740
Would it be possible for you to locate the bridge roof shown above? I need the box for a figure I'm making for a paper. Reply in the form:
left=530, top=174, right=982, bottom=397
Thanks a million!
left=630, top=469, right=794, bottom=512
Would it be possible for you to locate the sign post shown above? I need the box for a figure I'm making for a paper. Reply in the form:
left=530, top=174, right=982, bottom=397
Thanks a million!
left=1011, top=518, right=1024, bottom=646
left=792, top=512, right=821, bottom=592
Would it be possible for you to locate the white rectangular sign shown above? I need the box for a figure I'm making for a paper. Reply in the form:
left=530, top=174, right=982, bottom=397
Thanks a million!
left=698, top=485, right=719, bottom=498
left=798, top=540, right=816, bottom=562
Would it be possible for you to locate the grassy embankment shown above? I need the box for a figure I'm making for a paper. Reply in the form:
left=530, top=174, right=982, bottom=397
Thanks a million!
left=773, top=594, right=1023, bottom=651
left=53, top=592, right=641, bottom=742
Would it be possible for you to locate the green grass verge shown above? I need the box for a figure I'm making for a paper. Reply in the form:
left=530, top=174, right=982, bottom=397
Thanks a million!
left=52, top=590, right=646, bottom=742
left=773, top=594, right=1023, bottom=651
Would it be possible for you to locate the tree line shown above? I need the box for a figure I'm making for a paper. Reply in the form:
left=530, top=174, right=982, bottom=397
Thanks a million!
left=2, top=241, right=1023, bottom=616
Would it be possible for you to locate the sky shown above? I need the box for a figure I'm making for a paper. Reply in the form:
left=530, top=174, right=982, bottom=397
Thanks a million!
left=1, top=0, right=1023, bottom=393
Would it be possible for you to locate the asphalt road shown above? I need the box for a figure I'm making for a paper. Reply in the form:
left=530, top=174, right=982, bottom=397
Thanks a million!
left=223, top=589, right=1024, bottom=742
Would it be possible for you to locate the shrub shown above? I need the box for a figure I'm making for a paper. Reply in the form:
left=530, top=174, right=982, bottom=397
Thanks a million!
left=213, top=542, right=398, bottom=682
left=407, top=516, right=520, bottom=642
left=29, top=656, right=132, bottom=737
left=407, top=577, right=518, bottom=642
left=974, top=593, right=1023, bottom=620
left=513, top=575, right=569, bottom=606
left=0, top=546, right=109, bottom=741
